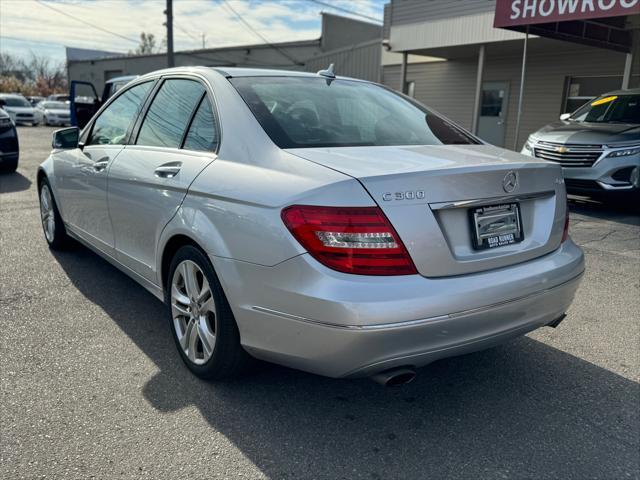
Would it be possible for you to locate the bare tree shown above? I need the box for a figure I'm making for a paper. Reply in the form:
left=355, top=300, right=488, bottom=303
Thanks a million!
left=0, top=51, right=67, bottom=96
left=0, top=53, right=27, bottom=82
left=130, top=32, right=158, bottom=55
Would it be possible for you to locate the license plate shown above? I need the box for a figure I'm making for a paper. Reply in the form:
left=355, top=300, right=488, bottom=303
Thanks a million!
left=470, top=203, right=523, bottom=250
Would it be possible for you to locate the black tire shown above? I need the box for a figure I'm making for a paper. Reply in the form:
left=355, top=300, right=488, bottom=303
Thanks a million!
left=0, top=157, right=18, bottom=173
left=38, top=177, right=72, bottom=250
left=166, top=245, right=254, bottom=380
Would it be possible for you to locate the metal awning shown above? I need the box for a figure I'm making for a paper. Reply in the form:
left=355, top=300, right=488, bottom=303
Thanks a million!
left=494, top=0, right=639, bottom=53
left=493, top=0, right=639, bottom=148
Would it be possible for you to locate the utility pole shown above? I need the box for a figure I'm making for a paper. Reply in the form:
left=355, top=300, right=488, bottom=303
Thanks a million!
left=164, top=0, right=174, bottom=67
left=201, top=33, right=206, bottom=49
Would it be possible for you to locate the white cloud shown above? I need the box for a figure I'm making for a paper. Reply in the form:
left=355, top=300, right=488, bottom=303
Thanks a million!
left=0, top=0, right=384, bottom=60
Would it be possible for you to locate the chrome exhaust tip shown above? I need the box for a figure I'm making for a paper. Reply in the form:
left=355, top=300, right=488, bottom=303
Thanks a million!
left=371, top=367, right=416, bottom=387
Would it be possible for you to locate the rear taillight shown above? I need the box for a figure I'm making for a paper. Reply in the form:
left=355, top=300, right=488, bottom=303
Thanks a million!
left=281, top=205, right=417, bottom=276
left=562, top=208, right=570, bottom=242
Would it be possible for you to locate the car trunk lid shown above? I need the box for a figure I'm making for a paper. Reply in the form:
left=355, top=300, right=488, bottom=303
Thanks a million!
left=286, top=145, right=567, bottom=277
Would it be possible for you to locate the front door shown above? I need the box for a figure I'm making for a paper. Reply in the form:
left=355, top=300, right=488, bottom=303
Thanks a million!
left=478, top=81, right=509, bottom=147
left=55, top=80, right=154, bottom=255
left=54, top=144, right=123, bottom=255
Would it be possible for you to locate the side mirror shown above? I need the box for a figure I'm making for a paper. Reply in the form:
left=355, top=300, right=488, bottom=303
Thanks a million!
left=52, top=127, right=80, bottom=149
left=0, top=99, right=5, bottom=107
left=559, top=113, right=571, bottom=121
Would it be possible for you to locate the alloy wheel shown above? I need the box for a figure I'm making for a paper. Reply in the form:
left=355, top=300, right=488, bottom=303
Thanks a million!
left=171, top=260, right=217, bottom=365
left=40, top=185, right=55, bottom=243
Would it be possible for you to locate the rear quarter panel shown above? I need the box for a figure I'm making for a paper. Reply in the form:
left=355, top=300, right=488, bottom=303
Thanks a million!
left=157, top=69, right=374, bottom=286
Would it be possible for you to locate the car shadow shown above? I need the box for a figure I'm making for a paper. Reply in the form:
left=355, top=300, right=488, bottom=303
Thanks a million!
left=52, top=247, right=639, bottom=479
left=568, top=195, right=640, bottom=226
left=0, top=171, right=31, bottom=194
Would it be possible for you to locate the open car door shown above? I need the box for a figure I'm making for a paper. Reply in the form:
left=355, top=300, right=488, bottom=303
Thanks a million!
left=70, top=80, right=101, bottom=129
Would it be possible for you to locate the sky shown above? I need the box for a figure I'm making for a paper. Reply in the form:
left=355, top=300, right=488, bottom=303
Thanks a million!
left=0, top=0, right=385, bottom=65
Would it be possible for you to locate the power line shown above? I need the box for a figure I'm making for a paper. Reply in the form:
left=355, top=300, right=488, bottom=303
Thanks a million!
left=0, top=35, right=68, bottom=47
left=33, top=0, right=140, bottom=44
left=174, top=21, right=201, bottom=44
left=309, top=0, right=383, bottom=24
left=221, top=0, right=303, bottom=66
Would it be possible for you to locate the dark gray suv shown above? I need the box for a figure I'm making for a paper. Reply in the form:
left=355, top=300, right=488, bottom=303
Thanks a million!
left=521, top=89, right=639, bottom=199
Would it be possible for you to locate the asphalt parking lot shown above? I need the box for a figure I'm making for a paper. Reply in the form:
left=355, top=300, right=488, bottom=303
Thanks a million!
left=1, top=126, right=639, bottom=480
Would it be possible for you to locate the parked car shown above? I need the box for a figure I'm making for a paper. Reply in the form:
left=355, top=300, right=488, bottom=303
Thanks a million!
left=26, top=95, right=45, bottom=106
left=522, top=88, right=639, bottom=199
left=0, top=94, right=42, bottom=126
left=70, top=75, right=138, bottom=128
left=38, top=67, right=584, bottom=384
left=0, top=107, right=19, bottom=172
left=36, top=101, right=71, bottom=126
left=47, top=93, right=70, bottom=102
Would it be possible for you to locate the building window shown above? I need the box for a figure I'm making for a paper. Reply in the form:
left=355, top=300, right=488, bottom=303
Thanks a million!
left=563, top=75, right=637, bottom=114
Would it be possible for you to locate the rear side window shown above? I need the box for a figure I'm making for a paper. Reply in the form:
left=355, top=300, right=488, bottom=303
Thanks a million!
left=183, top=97, right=218, bottom=151
left=88, top=81, right=152, bottom=146
left=137, top=79, right=205, bottom=148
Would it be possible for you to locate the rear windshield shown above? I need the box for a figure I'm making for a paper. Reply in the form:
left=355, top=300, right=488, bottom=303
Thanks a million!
left=230, top=77, right=479, bottom=148
left=570, top=94, right=640, bottom=124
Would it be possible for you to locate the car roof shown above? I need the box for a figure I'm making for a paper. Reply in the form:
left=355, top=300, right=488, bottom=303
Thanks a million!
left=600, top=88, right=640, bottom=96
left=0, top=93, right=27, bottom=98
left=212, top=67, right=323, bottom=78
left=134, top=66, right=369, bottom=85
left=106, top=75, right=138, bottom=84
left=210, top=67, right=368, bottom=83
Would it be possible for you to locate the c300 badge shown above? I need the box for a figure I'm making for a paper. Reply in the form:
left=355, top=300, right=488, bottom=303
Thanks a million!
left=382, top=190, right=425, bottom=201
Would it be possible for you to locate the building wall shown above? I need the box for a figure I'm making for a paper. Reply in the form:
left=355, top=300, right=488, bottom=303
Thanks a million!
left=67, top=42, right=322, bottom=93
left=304, top=40, right=382, bottom=82
left=388, top=0, right=493, bottom=25
left=389, top=10, right=526, bottom=53
left=320, top=13, right=382, bottom=52
left=383, top=44, right=636, bottom=149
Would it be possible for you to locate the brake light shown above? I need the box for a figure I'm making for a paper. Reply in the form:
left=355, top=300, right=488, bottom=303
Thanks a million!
left=281, top=205, right=417, bottom=275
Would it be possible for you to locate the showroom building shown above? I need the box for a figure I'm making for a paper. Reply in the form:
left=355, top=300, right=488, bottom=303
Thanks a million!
left=382, top=0, right=639, bottom=149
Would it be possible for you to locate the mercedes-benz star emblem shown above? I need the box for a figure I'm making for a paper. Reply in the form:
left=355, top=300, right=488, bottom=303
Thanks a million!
left=502, top=171, right=518, bottom=193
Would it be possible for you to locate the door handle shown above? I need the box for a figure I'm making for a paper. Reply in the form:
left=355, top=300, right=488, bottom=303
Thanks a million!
left=154, top=163, right=182, bottom=178
left=93, top=159, right=109, bottom=172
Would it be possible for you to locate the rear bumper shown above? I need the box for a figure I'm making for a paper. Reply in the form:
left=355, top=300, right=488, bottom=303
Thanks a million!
left=0, top=129, right=19, bottom=164
left=0, top=152, right=19, bottom=164
left=212, top=240, right=585, bottom=378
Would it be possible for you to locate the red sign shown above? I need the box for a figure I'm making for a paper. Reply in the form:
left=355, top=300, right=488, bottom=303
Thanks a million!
left=494, top=0, right=640, bottom=27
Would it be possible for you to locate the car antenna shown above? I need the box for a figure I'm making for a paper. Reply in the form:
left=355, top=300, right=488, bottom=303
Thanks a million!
left=317, top=63, right=336, bottom=84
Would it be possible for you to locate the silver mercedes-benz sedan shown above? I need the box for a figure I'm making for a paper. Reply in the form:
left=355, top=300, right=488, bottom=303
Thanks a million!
left=38, top=67, right=584, bottom=385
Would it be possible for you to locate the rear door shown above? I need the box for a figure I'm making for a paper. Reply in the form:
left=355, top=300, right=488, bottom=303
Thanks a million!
left=107, top=77, right=219, bottom=284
